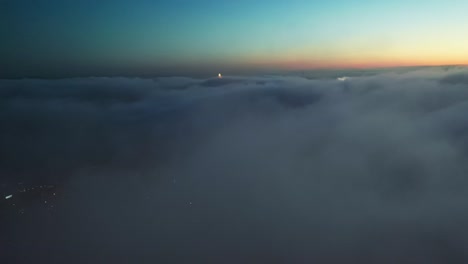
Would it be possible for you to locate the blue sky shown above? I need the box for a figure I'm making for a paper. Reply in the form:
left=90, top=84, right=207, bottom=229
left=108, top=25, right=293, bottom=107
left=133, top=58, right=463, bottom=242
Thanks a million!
left=1, top=0, right=467, bottom=77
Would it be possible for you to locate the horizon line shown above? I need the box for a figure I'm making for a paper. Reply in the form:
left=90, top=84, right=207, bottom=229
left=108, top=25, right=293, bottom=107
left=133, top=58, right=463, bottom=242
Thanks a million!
left=1, top=63, right=467, bottom=80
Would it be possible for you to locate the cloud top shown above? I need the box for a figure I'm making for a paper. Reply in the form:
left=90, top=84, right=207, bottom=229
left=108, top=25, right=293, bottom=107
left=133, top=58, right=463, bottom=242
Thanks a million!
left=3, top=67, right=468, bottom=263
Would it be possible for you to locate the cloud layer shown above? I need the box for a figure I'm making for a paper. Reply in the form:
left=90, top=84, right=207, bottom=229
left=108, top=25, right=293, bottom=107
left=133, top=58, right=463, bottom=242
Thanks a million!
left=3, top=67, right=468, bottom=263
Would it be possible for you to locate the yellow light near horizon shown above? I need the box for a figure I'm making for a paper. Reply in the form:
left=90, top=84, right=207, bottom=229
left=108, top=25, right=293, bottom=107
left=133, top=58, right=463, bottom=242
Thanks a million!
left=234, top=31, right=468, bottom=70
left=218, top=73, right=222, bottom=78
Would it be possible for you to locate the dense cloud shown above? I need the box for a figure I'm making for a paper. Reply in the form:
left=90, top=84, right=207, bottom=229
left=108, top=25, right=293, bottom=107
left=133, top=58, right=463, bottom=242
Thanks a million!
left=3, top=67, right=468, bottom=263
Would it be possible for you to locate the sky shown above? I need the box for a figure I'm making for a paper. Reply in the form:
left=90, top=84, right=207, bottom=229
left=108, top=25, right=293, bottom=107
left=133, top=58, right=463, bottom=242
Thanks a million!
left=1, top=0, right=468, bottom=78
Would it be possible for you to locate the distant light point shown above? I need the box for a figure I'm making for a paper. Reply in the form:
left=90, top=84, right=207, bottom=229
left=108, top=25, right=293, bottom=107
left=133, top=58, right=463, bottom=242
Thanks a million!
left=218, top=73, right=222, bottom=79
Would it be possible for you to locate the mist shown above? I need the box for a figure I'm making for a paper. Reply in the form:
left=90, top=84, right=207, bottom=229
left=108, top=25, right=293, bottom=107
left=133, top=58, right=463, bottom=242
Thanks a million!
left=3, top=67, right=468, bottom=263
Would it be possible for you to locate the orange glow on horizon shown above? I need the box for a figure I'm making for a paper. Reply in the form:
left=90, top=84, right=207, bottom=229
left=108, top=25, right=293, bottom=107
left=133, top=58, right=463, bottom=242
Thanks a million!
left=239, top=53, right=468, bottom=71
left=230, top=36, right=468, bottom=71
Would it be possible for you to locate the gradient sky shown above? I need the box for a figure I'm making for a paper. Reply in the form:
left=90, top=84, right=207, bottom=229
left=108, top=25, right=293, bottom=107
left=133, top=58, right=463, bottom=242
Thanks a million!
left=1, top=0, right=468, bottom=78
